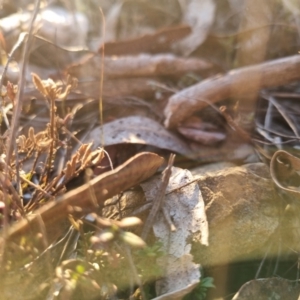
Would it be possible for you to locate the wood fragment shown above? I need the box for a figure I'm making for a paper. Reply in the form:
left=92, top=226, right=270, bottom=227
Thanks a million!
left=164, top=55, right=300, bottom=128
left=68, top=53, right=213, bottom=79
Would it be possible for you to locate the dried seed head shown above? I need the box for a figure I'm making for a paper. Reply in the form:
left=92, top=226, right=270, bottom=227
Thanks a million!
left=118, top=217, right=143, bottom=228
left=31, top=73, right=47, bottom=97
left=119, top=231, right=146, bottom=248
left=37, top=139, right=52, bottom=152
left=28, top=127, right=35, bottom=144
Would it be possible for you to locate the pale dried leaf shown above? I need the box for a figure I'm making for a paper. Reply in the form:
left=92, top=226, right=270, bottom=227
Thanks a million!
left=86, top=116, right=192, bottom=157
left=141, top=167, right=208, bottom=297
left=91, top=150, right=104, bottom=165
left=78, top=143, right=89, bottom=158
left=175, top=0, right=216, bottom=56
left=81, top=143, right=93, bottom=165
left=82, top=153, right=93, bottom=169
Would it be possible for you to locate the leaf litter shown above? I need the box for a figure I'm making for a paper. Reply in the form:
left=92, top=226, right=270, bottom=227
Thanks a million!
left=1, top=0, right=300, bottom=299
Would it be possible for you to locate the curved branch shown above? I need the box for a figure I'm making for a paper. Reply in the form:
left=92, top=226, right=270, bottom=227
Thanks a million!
left=164, top=55, right=300, bottom=128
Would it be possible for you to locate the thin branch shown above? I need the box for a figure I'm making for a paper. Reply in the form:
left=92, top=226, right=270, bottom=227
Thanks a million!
left=1, top=0, right=41, bottom=268
left=6, top=0, right=41, bottom=165
left=141, top=154, right=175, bottom=240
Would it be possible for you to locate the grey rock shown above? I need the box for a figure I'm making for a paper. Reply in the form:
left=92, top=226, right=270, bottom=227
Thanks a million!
left=192, top=163, right=281, bottom=266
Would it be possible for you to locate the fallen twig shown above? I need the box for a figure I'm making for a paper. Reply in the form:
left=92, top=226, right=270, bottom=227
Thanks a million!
left=68, top=53, right=213, bottom=79
left=141, top=154, right=175, bottom=240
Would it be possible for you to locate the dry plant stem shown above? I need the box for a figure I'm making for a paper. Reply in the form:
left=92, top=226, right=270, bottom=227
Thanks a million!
left=0, top=174, right=23, bottom=214
left=20, top=175, right=51, bottom=200
left=0, top=33, right=28, bottom=101
left=219, top=106, right=252, bottom=143
left=1, top=0, right=41, bottom=262
left=164, top=55, right=300, bottom=128
left=98, top=6, right=105, bottom=148
left=124, top=245, right=146, bottom=300
left=30, top=150, right=41, bottom=174
left=1, top=0, right=40, bottom=224
left=209, top=23, right=299, bottom=39
left=45, top=95, right=56, bottom=182
left=141, top=154, right=175, bottom=241
left=1, top=152, right=164, bottom=246
left=6, top=0, right=41, bottom=164
left=36, top=213, right=53, bottom=282
left=261, top=93, right=300, bottom=138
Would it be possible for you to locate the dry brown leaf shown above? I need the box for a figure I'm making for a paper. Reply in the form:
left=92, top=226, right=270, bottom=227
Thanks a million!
left=85, top=116, right=192, bottom=157
left=101, top=25, right=191, bottom=56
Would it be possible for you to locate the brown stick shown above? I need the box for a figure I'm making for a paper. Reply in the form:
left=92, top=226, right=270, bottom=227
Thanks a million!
left=164, top=55, right=300, bottom=128
left=141, top=154, right=175, bottom=240
left=68, top=53, right=213, bottom=79
left=2, top=152, right=164, bottom=246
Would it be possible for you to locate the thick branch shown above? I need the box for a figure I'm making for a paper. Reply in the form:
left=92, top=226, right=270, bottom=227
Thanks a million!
left=164, top=55, right=300, bottom=128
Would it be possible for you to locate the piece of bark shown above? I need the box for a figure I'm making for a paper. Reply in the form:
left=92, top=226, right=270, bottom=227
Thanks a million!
left=164, top=55, right=300, bottom=128
left=67, top=53, right=213, bottom=80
